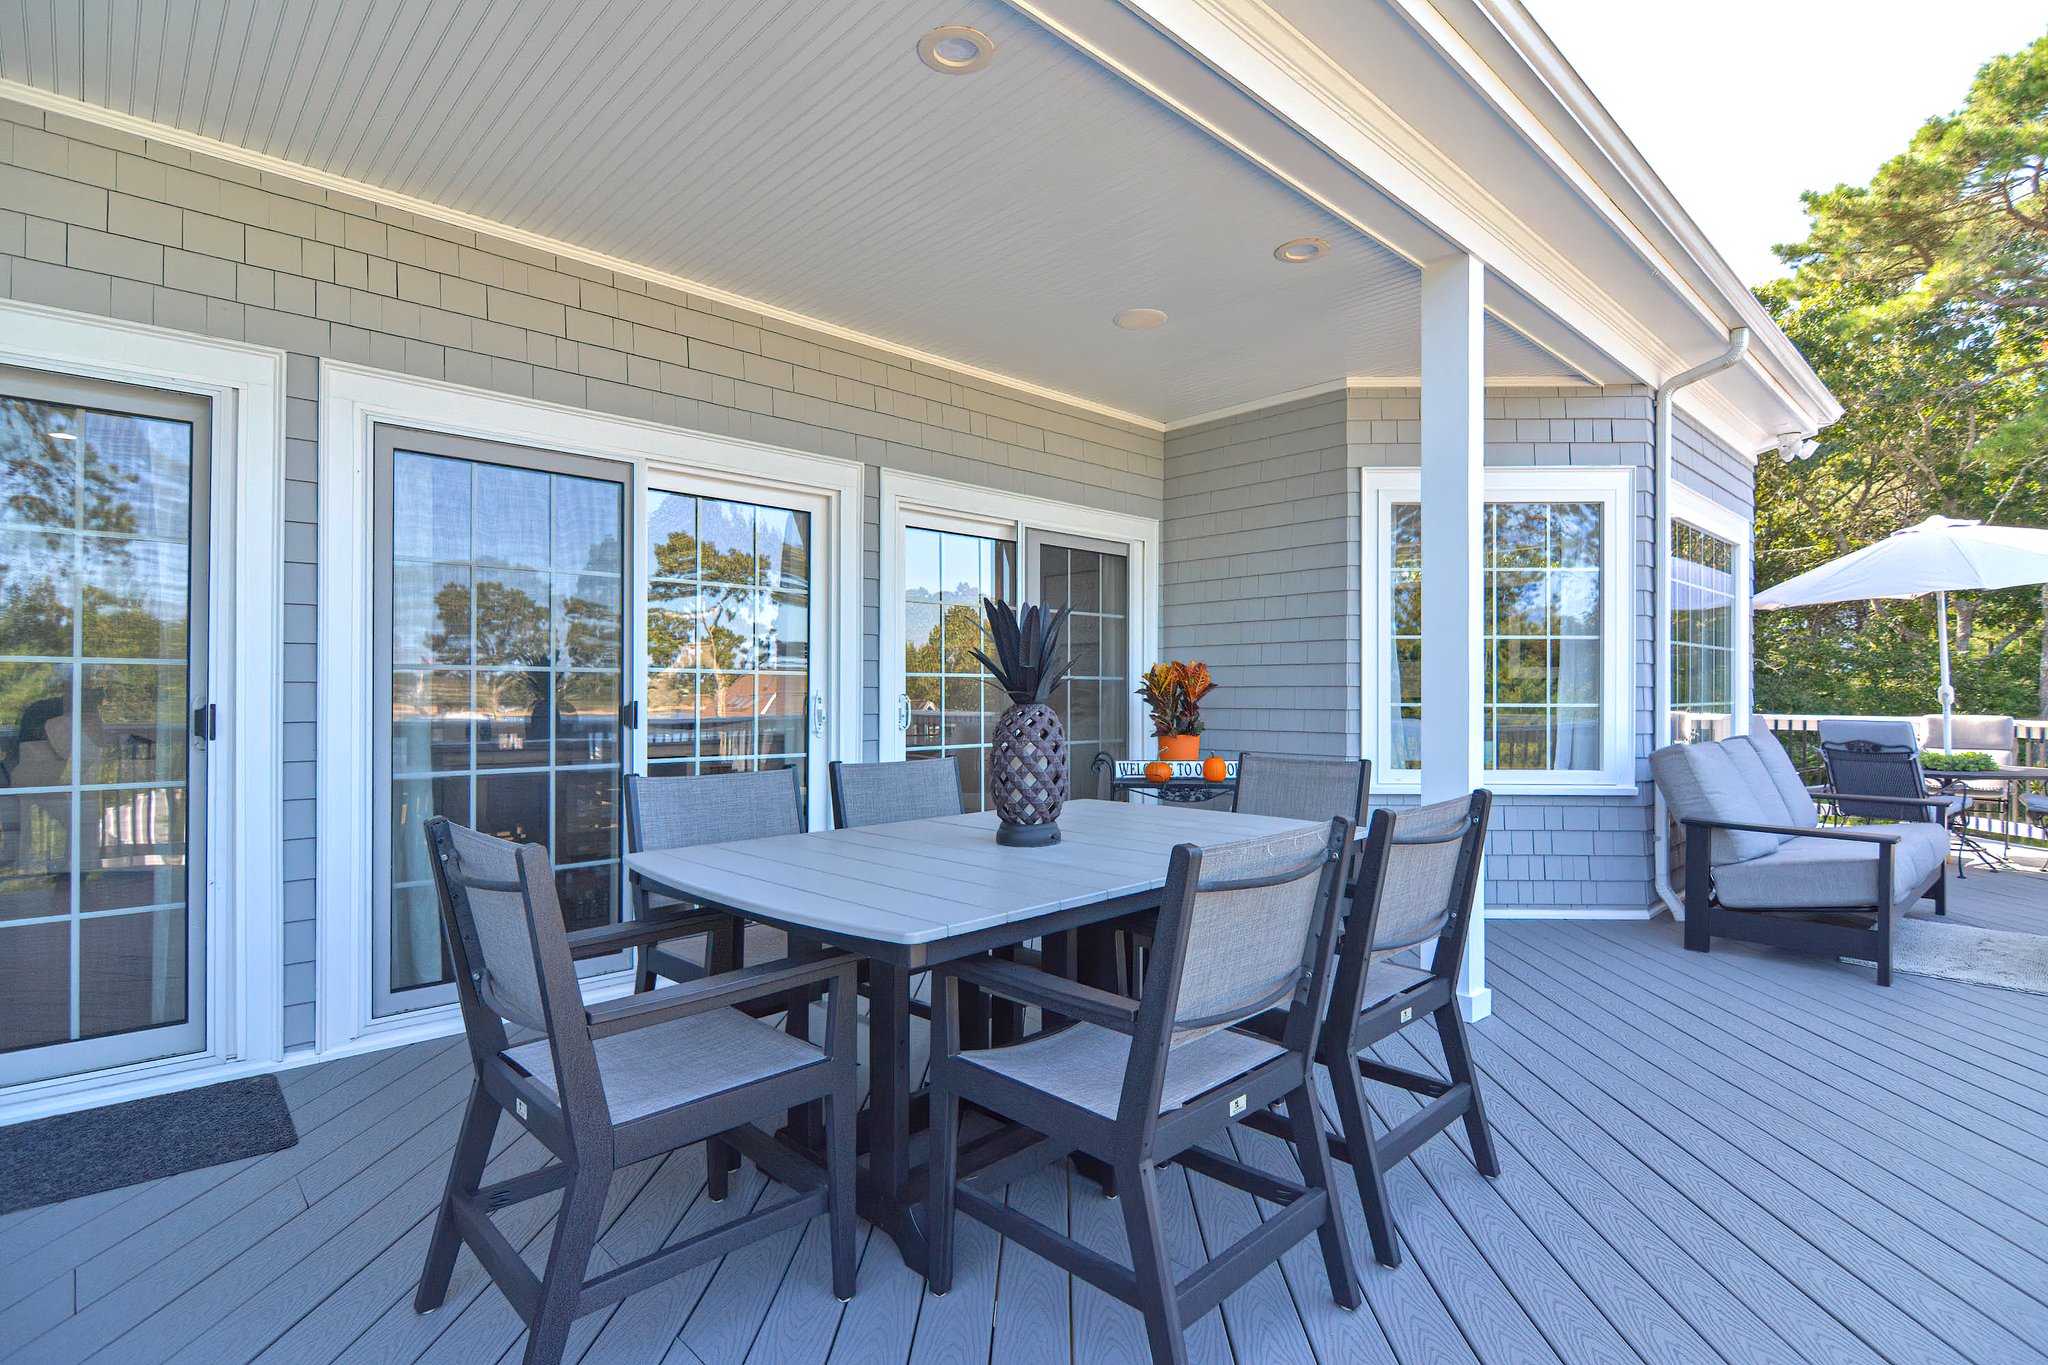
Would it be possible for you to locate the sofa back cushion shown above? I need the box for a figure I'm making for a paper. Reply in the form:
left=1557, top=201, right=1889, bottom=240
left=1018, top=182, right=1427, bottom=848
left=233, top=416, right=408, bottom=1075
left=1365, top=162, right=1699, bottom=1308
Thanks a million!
left=1735, top=728, right=1819, bottom=830
left=1650, top=741, right=1789, bottom=864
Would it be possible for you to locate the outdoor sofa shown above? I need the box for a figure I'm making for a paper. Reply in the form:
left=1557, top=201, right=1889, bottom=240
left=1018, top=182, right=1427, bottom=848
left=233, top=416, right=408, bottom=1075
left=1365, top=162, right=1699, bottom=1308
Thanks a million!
left=1651, top=729, right=1948, bottom=986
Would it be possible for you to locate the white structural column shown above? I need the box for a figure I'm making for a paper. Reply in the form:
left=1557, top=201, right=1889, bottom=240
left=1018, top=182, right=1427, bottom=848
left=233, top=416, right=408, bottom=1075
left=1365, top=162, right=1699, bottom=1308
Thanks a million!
left=1418, top=252, right=1491, bottom=1021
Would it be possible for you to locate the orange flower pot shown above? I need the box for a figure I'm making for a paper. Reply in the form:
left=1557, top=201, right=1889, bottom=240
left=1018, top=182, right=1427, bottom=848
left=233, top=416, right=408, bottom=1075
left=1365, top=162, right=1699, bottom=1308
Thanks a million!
left=1158, top=734, right=1199, bottom=762
left=1202, top=754, right=1228, bottom=783
left=1144, top=761, right=1174, bottom=784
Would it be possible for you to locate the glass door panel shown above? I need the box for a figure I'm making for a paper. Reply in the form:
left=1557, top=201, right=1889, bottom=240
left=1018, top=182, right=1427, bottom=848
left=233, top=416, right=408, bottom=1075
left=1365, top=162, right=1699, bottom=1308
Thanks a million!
left=375, top=429, right=627, bottom=1017
left=0, top=370, right=208, bottom=1084
left=903, top=526, right=1014, bottom=812
left=1032, top=536, right=1131, bottom=770
left=643, top=490, right=812, bottom=794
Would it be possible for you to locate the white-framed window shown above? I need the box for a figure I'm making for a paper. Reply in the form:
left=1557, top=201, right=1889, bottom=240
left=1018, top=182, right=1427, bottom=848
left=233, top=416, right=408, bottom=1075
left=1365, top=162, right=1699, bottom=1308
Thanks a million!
left=319, top=362, right=862, bottom=1053
left=1668, top=485, right=1751, bottom=745
left=1362, top=466, right=1636, bottom=794
left=877, top=471, right=1158, bottom=809
left=0, top=300, right=285, bottom=1123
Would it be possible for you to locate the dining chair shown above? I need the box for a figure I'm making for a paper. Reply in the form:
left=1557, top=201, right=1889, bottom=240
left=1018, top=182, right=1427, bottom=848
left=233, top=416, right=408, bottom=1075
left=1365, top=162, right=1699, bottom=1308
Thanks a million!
left=1818, top=737, right=1969, bottom=871
left=623, top=767, right=805, bottom=992
left=1117, top=751, right=1371, bottom=993
left=415, top=817, right=859, bottom=1365
left=624, top=767, right=819, bottom=1191
left=922, top=819, right=1361, bottom=1364
left=828, top=755, right=965, bottom=827
left=1232, top=752, right=1373, bottom=828
left=1244, top=790, right=1497, bottom=1267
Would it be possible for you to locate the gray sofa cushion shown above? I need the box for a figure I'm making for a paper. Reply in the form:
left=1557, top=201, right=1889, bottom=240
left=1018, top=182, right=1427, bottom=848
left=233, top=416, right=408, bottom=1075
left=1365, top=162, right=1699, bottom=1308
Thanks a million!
left=1734, top=729, right=1819, bottom=829
left=1649, top=742, right=1787, bottom=863
left=1712, top=822, right=1948, bottom=911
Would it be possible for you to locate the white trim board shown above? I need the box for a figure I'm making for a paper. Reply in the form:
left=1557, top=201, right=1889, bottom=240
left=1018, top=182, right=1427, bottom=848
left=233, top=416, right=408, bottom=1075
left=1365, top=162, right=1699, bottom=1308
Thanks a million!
left=315, top=362, right=864, bottom=1055
left=0, top=300, right=286, bottom=1125
left=877, top=469, right=1162, bottom=763
left=1361, top=464, right=1639, bottom=796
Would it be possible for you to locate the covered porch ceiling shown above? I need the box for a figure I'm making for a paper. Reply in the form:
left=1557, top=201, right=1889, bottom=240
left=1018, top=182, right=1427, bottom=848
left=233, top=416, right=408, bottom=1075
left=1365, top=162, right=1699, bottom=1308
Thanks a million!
left=0, top=0, right=1832, bottom=446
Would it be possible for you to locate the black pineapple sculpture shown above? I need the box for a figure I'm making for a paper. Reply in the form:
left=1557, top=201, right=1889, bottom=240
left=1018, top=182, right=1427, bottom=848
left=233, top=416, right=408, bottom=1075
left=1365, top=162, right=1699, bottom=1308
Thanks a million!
left=972, top=598, right=1073, bottom=847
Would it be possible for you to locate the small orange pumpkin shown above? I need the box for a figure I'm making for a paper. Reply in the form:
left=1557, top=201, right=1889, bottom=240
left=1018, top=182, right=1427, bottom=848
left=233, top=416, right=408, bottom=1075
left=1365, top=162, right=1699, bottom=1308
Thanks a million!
left=1202, top=754, right=1228, bottom=783
left=1144, top=760, right=1173, bottom=784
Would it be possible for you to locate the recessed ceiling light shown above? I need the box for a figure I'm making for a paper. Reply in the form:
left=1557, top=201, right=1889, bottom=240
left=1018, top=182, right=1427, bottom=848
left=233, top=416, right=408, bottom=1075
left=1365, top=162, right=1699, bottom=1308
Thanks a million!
left=47, top=431, right=77, bottom=441
left=1113, top=308, right=1168, bottom=331
left=918, top=26, right=995, bottom=74
left=1274, top=237, right=1330, bottom=263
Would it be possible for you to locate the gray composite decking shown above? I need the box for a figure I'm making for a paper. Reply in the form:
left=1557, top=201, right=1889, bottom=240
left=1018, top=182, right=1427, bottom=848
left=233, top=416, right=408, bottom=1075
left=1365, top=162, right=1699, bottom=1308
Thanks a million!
left=4, top=891, right=2048, bottom=1364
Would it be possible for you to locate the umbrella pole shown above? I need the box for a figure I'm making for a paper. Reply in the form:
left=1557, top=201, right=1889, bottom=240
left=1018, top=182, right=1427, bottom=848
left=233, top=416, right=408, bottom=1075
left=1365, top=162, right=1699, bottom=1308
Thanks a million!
left=1937, top=589, right=1955, bottom=750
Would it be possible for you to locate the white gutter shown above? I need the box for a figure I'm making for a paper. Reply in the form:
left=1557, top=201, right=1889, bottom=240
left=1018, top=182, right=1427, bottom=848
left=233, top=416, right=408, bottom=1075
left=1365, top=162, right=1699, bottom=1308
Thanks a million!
left=1651, top=327, right=1750, bottom=916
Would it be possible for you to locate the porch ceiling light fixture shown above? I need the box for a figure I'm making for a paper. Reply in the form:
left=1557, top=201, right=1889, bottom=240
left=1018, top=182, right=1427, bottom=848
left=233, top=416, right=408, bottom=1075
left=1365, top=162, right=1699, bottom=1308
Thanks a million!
left=1113, top=308, right=1168, bottom=331
left=918, top=26, right=995, bottom=74
left=1274, top=237, right=1330, bottom=263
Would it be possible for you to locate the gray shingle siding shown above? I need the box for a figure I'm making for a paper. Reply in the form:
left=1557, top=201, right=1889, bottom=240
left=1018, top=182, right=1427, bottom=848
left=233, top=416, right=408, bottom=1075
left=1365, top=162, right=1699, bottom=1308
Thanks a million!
left=0, top=97, right=1160, bottom=1049
left=1674, top=411, right=1753, bottom=517
left=1162, top=383, right=1677, bottom=915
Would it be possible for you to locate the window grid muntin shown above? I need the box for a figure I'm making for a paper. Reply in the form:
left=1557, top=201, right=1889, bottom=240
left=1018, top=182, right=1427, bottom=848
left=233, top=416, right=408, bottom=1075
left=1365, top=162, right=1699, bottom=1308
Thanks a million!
left=643, top=489, right=812, bottom=789
left=1388, top=498, right=1606, bottom=774
left=1671, top=519, right=1737, bottom=743
left=384, top=447, right=626, bottom=999
left=1038, top=542, right=1130, bottom=764
left=903, top=527, right=1015, bottom=812
left=0, top=391, right=198, bottom=1054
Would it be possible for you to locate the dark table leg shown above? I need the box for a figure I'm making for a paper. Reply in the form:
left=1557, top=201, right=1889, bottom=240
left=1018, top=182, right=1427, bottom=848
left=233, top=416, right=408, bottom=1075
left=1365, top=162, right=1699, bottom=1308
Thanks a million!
left=859, top=957, right=927, bottom=1272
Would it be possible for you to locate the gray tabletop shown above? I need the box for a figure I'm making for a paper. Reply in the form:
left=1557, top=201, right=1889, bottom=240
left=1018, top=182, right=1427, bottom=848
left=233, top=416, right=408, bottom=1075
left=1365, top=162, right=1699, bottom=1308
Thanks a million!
left=624, top=797, right=1321, bottom=948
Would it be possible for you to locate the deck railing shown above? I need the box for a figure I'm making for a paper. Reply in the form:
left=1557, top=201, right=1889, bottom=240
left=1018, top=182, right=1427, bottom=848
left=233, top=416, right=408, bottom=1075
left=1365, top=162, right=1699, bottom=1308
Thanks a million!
left=1757, top=711, right=2048, bottom=843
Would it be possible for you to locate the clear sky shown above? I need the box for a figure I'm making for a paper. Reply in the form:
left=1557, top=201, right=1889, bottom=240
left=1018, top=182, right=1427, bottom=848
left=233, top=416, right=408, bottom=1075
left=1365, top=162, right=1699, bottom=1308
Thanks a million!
left=1525, top=1, right=2046, bottom=286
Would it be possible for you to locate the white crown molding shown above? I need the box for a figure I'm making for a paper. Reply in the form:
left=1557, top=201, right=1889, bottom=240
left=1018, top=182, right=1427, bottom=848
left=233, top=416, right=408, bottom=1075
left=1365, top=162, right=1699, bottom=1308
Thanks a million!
left=0, top=78, right=1169, bottom=434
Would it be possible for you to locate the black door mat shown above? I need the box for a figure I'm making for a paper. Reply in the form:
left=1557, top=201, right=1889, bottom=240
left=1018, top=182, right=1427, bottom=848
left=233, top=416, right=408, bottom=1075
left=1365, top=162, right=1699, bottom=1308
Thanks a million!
left=0, top=1075, right=298, bottom=1214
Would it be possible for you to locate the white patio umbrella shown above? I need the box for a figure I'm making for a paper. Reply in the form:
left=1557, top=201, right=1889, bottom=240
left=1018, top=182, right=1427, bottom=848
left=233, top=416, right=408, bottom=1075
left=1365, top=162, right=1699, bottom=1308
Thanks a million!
left=1754, top=515, right=2048, bottom=749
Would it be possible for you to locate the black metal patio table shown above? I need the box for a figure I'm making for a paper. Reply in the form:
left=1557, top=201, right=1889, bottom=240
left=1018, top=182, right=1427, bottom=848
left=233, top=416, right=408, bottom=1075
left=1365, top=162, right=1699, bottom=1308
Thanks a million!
left=623, top=796, right=1320, bottom=1273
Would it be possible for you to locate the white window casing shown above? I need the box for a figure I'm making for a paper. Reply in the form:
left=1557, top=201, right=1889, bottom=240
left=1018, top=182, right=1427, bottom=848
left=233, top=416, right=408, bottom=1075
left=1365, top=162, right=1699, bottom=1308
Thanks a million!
left=0, top=300, right=286, bottom=1123
left=1362, top=465, right=1638, bottom=795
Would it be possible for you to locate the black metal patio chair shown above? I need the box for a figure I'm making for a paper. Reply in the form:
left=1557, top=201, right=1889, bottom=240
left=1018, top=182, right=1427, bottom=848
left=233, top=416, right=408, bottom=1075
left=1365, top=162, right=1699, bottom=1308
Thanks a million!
left=415, top=817, right=860, bottom=1365
left=922, top=819, right=1361, bottom=1364
left=1819, top=738, right=1970, bottom=871
left=1244, top=790, right=1498, bottom=1267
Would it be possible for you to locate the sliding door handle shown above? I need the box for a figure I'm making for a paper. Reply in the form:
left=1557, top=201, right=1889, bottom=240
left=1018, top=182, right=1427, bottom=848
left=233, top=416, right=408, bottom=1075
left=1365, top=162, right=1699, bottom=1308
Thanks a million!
left=896, top=694, right=910, bottom=731
left=810, top=693, right=827, bottom=736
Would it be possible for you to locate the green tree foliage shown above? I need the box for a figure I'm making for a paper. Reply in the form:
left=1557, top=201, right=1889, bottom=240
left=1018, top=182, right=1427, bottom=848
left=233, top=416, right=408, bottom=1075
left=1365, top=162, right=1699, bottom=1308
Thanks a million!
left=1757, top=32, right=2048, bottom=716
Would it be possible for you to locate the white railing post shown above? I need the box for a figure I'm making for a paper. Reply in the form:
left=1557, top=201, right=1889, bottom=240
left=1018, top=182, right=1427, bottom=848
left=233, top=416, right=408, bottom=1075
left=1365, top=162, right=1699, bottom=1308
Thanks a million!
left=1419, top=252, right=1490, bottom=1022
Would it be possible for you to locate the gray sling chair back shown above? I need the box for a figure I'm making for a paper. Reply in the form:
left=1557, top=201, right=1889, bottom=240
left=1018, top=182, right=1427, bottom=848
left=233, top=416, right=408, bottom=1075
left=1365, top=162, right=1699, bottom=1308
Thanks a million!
left=415, top=817, right=861, bottom=1365
left=1243, top=790, right=1497, bottom=1267
left=1118, top=751, right=1371, bottom=995
left=923, top=820, right=1361, bottom=1365
left=623, top=767, right=805, bottom=993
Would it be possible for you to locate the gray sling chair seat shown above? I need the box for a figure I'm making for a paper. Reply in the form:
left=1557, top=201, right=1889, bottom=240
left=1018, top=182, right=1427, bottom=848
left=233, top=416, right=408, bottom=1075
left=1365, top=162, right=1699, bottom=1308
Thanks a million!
left=923, top=820, right=1362, bottom=1365
left=415, top=818, right=861, bottom=1365
left=1651, top=728, right=1947, bottom=987
left=1241, top=790, right=1497, bottom=1267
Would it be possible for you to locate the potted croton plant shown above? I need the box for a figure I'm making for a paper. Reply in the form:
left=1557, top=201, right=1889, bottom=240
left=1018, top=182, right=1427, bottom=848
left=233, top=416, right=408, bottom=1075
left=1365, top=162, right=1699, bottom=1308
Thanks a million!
left=1137, top=661, right=1215, bottom=762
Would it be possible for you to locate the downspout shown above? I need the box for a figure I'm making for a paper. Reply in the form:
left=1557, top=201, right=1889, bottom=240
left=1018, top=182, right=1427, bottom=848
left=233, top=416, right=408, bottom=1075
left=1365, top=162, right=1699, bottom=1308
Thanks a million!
left=1650, top=327, right=1750, bottom=917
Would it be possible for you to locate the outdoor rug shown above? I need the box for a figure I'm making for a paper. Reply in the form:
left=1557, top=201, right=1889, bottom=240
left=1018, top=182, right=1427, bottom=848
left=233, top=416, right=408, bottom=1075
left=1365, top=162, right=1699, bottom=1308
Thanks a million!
left=1846, top=918, right=2048, bottom=995
left=0, top=1075, right=298, bottom=1214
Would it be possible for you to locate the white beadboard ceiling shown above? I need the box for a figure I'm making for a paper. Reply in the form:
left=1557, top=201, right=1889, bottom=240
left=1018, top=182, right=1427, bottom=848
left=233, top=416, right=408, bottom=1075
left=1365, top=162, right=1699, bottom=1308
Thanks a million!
left=0, top=0, right=1583, bottom=421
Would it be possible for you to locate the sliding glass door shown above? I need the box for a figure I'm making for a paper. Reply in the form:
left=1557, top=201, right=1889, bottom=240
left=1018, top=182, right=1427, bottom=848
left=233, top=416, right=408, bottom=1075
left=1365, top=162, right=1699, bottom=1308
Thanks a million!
left=1028, top=532, right=1132, bottom=774
left=644, top=488, right=815, bottom=793
left=902, top=526, right=1016, bottom=812
left=373, top=427, right=629, bottom=1017
left=0, top=368, right=209, bottom=1085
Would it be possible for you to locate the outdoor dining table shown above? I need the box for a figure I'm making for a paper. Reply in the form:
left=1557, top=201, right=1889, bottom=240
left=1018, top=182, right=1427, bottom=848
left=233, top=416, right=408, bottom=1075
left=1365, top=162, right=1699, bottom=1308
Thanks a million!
left=622, top=796, right=1325, bottom=1273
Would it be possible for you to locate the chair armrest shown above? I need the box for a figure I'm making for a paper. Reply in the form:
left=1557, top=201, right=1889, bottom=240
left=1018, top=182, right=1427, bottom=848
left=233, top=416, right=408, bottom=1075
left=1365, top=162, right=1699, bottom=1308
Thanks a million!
left=1681, top=817, right=1899, bottom=845
left=1815, top=791, right=1956, bottom=814
left=939, top=955, right=1140, bottom=1032
left=583, top=950, right=860, bottom=1038
left=565, top=912, right=724, bottom=961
